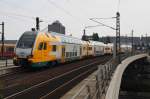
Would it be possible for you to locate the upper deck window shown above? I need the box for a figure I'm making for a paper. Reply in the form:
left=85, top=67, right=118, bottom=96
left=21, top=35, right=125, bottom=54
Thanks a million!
left=52, top=45, right=56, bottom=51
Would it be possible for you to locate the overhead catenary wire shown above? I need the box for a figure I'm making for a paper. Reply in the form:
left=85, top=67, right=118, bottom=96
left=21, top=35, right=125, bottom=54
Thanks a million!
left=0, top=1, right=56, bottom=29
left=85, top=24, right=103, bottom=29
left=0, top=0, right=33, bottom=15
left=0, top=0, right=88, bottom=30
left=91, top=17, right=116, bottom=20
left=89, top=18, right=116, bottom=30
left=88, top=0, right=122, bottom=34
left=0, top=10, right=54, bottom=30
left=65, top=0, right=90, bottom=19
left=47, top=0, right=74, bottom=18
left=0, top=11, right=35, bottom=20
left=46, top=0, right=85, bottom=25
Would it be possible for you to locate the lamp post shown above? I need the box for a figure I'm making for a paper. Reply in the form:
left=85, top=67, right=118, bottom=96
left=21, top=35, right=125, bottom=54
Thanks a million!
left=0, top=22, right=4, bottom=59
left=116, top=12, right=121, bottom=63
left=131, top=30, right=134, bottom=55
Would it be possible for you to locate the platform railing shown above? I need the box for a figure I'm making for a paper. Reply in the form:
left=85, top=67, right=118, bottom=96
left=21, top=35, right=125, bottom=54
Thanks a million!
left=0, top=59, right=13, bottom=67
left=71, top=53, right=139, bottom=99
left=71, top=57, right=116, bottom=99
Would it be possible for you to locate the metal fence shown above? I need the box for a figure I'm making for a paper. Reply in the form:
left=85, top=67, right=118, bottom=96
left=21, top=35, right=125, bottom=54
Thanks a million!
left=0, top=59, right=13, bottom=67
left=71, top=53, right=134, bottom=99
left=71, top=58, right=116, bottom=99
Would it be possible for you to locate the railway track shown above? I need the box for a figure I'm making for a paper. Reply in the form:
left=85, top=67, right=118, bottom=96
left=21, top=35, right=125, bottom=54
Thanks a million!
left=0, top=66, right=27, bottom=78
left=1, top=55, right=111, bottom=99
left=0, top=59, right=23, bottom=78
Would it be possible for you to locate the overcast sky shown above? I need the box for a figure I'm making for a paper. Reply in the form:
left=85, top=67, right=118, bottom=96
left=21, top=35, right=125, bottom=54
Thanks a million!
left=0, top=0, right=149, bottom=40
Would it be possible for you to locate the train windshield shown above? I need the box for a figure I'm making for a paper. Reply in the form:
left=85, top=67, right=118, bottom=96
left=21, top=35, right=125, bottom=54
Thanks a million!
left=17, top=31, right=37, bottom=48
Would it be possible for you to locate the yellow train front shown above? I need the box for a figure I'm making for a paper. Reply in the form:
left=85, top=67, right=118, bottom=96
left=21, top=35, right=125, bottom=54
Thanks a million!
left=13, top=31, right=64, bottom=68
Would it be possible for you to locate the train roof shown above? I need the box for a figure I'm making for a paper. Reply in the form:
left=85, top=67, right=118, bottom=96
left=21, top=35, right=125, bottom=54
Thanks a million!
left=49, top=32, right=83, bottom=44
left=121, top=44, right=132, bottom=48
left=89, top=40, right=105, bottom=46
left=106, top=43, right=113, bottom=46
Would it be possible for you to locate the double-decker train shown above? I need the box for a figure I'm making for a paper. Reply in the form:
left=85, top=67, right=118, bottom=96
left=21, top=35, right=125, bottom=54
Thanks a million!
left=13, top=31, right=131, bottom=68
left=0, top=43, right=16, bottom=58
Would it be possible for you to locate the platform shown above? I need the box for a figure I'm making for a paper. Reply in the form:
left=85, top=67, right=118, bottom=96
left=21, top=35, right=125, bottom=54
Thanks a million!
left=0, top=66, right=19, bottom=75
left=0, top=59, right=13, bottom=67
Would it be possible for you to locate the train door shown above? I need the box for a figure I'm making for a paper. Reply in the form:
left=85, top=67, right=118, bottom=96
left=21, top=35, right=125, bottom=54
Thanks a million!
left=37, top=42, right=47, bottom=62
left=94, top=46, right=96, bottom=56
left=42, top=42, right=47, bottom=61
left=80, top=46, right=82, bottom=58
left=34, top=42, right=45, bottom=64
left=87, top=44, right=89, bottom=56
left=61, top=45, right=65, bottom=63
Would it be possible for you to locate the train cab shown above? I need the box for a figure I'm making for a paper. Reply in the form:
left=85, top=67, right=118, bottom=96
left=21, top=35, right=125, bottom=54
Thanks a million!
left=13, top=31, right=37, bottom=66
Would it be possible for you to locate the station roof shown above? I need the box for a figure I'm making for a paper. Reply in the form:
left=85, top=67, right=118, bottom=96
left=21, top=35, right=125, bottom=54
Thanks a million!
left=0, top=40, right=17, bottom=44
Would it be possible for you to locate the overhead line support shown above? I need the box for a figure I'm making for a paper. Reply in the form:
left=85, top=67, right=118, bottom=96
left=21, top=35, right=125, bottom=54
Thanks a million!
left=0, top=22, right=4, bottom=59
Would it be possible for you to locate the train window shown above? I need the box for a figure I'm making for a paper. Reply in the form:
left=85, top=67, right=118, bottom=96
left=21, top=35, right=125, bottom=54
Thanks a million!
left=105, top=48, right=110, bottom=50
left=83, top=47, right=86, bottom=50
left=70, top=52, right=72, bottom=57
left=38, top=42, right=43, bottom=50
left=68, top=52, right=70, bottom=57
left=43, top=42, right=47, bottom=50
left=62, top=47, right=65, bottom=57
left=6, top=47, right=14, bottom=52
left=75, top=52, right=76, bottom=56
left=72, top=52, right=74, bottom=56
left=88, top=47, right=92, bottom=50
left=52, top=45, right=56, bottom=51
left=17, top=31, right=37, bottom=48
left=80, top=47, right=82, bottom=55
left=66, top=52, right=69, bottom=57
